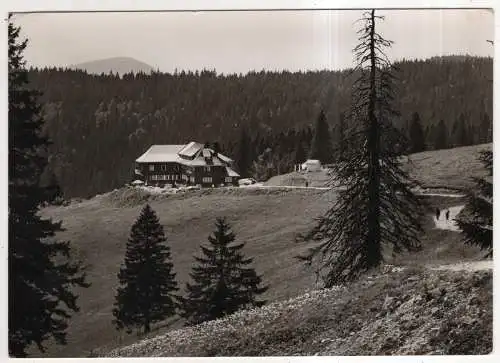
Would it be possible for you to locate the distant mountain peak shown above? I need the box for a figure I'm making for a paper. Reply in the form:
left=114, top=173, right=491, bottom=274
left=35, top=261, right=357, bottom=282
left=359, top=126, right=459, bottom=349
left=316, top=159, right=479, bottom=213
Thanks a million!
left=70, top=57, right=155, bottom=76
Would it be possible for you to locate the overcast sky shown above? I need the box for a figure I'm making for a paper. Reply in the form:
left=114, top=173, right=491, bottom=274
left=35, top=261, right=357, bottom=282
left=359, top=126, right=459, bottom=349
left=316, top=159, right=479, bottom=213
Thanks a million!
left=12, top=9, right=494, bottom=74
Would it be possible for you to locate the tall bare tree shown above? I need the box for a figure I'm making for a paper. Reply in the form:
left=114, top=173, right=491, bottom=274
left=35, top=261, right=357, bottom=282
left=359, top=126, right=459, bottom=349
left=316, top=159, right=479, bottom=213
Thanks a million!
left=297, top=10, right=424, bottom=286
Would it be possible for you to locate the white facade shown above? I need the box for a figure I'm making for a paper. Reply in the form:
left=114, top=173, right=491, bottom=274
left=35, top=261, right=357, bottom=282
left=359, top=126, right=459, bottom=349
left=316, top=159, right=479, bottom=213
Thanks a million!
left=301, top=159, right=322, bottom=172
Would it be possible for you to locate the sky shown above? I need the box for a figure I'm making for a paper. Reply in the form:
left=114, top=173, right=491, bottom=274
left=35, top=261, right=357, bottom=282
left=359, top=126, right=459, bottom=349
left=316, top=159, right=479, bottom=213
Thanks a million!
left=11, top=9, right=495, bottom=74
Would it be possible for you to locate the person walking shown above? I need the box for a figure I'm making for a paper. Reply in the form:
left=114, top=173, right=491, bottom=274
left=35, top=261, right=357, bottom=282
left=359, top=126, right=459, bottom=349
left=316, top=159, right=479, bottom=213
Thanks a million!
left=445, top=210, right=450, bottom=221
left=435, top=208, right=441, bottom=220
left=305, top=180, right=309, bottom=188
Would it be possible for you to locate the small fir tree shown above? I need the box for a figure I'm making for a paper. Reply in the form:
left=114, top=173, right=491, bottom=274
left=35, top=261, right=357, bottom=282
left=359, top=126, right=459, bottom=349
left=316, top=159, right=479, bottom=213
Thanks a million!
left=180, top=217, right=268, bottom=325
left=236, top=127, right=252, bottom=178
left=455, top=150, right=493, bottom=257
left=252, top=147, right=274, bottom=181
left=408, top=112, right=426, bottom=153
left=39, top=168, right=63, bottom=204
left=434, top=119, right=448, bottom=150
left=480, top=113, right=492, bottom=144
left=452, top=113, right=469, bottom=147
left=337, top=112, right=347, bottom=161
left=309, top=109, right=335, bottom=164
left=8, top=16, right=89, bottom=357
left=293, top=138, right=307, bottom=165
left=113, top=204, right=179, bottom=334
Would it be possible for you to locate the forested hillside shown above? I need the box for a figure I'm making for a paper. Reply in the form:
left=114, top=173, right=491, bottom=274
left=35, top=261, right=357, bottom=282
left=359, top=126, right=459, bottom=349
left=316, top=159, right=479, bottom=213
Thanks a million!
left=30, top=56, right=492, bottom=198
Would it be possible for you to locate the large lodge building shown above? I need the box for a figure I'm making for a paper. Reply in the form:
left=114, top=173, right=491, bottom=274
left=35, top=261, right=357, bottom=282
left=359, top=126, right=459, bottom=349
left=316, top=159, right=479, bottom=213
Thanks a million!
left=135, top=141, right=240, bottom=187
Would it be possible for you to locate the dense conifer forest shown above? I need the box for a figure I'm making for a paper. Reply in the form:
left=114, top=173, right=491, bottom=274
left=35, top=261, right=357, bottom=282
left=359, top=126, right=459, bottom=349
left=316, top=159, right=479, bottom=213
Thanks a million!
left=30, top=55, right=492, bottom=198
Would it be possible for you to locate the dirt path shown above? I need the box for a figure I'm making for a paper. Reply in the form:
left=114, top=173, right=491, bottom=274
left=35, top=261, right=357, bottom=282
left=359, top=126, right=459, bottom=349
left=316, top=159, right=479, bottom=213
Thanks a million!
left=428, top=260, right=493, bottom=272
left=433, top=205, right=464, bottom=232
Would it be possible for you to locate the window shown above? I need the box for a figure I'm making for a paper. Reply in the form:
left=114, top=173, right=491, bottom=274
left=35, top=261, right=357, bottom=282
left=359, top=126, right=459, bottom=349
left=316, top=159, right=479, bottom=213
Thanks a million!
left=202, top=177, right=212, bottom=183
left=225, top=177, right=233, bottom=183
left=190, top=176, right=195, bottom=183
left=151, top=175, right=158, bottom=181
left=149, top=164, right=155, bottom=171
left=204, top=166, right=211, bottom=172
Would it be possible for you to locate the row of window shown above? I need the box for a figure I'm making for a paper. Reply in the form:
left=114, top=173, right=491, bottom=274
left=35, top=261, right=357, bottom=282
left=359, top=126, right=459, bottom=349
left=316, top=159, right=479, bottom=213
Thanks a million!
left=149, top=175, right=234, bottom=183
left=149, top=164, right=181, bottom=172
left=150, top=174, right=180, bottom=181
left=148, top=164, right=214, bottom=172
left=202, top=177, right=233, bottom=183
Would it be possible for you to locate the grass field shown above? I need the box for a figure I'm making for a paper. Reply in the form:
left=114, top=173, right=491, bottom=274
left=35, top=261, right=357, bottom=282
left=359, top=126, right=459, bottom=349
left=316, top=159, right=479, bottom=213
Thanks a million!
left=404, top=143, right=492, bottom=191
left=266, top=143, right=492, bottom=191
left=35, top=144, right=490, bottom=357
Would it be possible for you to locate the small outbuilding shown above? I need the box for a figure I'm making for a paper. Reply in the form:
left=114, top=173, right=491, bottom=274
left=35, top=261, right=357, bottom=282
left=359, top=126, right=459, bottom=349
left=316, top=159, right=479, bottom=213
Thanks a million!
left=301, top=159, right=322, bottom=172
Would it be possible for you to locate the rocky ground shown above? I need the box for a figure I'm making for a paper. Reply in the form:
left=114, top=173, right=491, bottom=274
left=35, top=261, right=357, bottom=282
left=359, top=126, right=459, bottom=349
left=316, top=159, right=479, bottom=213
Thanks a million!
left=105, top=264, right=492, bottom=357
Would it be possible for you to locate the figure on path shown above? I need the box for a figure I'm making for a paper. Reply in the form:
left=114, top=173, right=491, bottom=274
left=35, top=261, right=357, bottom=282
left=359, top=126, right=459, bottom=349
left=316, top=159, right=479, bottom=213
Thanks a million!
left=305, top=180, right=309, bottom=188
left=445, top=210, right=450, bottom=221
left=435, top=208, right=441, bottom=220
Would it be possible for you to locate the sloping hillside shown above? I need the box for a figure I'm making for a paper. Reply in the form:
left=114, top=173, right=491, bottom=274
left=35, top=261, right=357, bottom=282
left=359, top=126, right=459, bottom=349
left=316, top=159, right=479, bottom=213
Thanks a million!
left=404, top=143, right=492, bottom=190
left=39, top=188, right=333, bottom=356
left=106, top=266, right=492, bottom=356
left=36, top=145, right=490, bottom=357
left=39, top=190, right=481, bottom=357
left=266, top=143, right=492, bottom=191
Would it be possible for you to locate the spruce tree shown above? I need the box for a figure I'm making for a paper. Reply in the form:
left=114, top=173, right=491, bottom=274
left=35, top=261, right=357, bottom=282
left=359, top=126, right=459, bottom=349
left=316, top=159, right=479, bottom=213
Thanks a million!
left=293, top=137, right=307, bottom=165
left=180, top=217, right=268, bottom=325
left=297, top=10, right=423, bottom=286
left=424, top=124, right=434, bottom=150
left=8, top=17, right=89, bottom=357
left=236, top=127, right=252, bottom=178
left=480, top=113, right=492, bottom=144
left=212, top=141, right=221, bottom=154
left=408, top=112, right=426, bottom=153
left=434, top=119, right=448, bottom=150
left=452, top=113, right=469, bottom=147
left=309, top=109, right=335, bottom=164
left=113, top=204, right=179, bottom=334
left=337, top=112, right=347, bottom=161
left=455, top=150, right=493, bottom=257
left=40, top=168, right=63, bottom=205
left=252, top=148, right=274, bottom=181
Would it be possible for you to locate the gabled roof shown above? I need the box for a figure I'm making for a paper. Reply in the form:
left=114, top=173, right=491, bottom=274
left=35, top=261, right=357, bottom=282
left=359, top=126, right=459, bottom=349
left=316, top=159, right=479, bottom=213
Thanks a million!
left=135, top=142, right=234, bottom=168
left=178, top=141, right=204, bottom=158
left=135, top=145, right=185, bottom=163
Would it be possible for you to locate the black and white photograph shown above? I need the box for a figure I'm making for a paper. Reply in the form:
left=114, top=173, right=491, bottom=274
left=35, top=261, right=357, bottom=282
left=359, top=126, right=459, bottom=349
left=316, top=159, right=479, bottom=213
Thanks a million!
left=6, top=1, right=495, bottom=358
